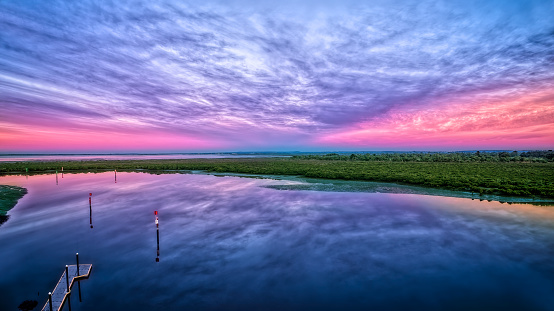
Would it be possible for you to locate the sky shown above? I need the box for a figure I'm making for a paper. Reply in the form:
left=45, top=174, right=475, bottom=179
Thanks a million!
left=1, top=0, right=553, bottom=153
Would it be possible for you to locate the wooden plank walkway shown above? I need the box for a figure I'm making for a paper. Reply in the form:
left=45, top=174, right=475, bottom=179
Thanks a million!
left=41, top=264, right=92, bottom=311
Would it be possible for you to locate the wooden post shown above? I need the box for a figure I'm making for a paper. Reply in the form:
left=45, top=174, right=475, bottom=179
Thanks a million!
left=67, top=292, right=72, bottom=311
left=76, top=253, right=80, bottom=276
left=65, top=265, right=70, bottom=293
left=78, top=280, right=82, bottom=302
left=66, top=264, right=72, bottom=311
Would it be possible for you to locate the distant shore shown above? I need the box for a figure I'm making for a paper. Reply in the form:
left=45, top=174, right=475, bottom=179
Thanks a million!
left=1, top=158, right=553, bottom=199
left=0, top=185, right=27, bottom=226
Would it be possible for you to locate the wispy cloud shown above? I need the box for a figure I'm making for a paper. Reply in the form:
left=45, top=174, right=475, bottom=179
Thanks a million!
left=1, top=0, right=553, bottom=151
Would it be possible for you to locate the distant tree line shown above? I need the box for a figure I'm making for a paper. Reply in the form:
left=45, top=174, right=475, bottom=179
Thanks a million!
left=292, top=151, right=554, bottom=163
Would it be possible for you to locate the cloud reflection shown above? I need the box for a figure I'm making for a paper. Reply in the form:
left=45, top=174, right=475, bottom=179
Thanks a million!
left=2, top=172, right=554, bottom=309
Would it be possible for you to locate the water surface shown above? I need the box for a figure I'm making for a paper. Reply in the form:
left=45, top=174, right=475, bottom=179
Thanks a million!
left=0, top=153, right=289, bottom=162
left=1, top=172, right=553, bottom=310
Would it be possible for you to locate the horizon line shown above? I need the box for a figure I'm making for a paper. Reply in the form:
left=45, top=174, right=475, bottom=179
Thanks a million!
left=0, top=149, right=549, bottom=156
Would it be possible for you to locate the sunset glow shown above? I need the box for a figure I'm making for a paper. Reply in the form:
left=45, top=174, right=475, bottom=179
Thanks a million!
left=319, top=87, right=554, bottom=150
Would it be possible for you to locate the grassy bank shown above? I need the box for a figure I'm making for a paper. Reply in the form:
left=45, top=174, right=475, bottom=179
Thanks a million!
left=1, top=158, right=553, bottom=198
left=0, top=185, right=27, bottom=225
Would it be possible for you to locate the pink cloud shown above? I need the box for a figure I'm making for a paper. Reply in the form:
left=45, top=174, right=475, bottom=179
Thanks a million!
left=316, top=88, right=554, bottom=150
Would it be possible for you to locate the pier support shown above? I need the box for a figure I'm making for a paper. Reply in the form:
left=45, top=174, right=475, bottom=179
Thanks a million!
left=41, top=264, right=92, bottom=311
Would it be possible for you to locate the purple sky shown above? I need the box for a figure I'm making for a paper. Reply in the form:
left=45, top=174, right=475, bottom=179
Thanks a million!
left=1, top=0, right=553, bottom=152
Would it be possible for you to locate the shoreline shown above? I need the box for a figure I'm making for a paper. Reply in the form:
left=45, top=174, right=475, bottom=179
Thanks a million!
left=0, top=185, right=27, bottom=226
left=2, top=170, right=554, bottom=206
left=0, top=158, right=553, bottom=200
left=207, top=172, right=554, bottom=205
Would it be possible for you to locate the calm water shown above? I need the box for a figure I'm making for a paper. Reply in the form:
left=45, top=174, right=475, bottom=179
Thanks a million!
left=0, top=153, right=289, bottom=162
left=1, top=172, right=554, bottom=310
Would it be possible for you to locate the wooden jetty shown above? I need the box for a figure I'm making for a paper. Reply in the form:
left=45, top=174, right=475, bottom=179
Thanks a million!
left=41, top=264, right=92, bottom=311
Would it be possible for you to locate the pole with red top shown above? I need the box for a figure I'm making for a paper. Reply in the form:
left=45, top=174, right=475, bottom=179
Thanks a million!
left=155, top=211, right=160, bottom=262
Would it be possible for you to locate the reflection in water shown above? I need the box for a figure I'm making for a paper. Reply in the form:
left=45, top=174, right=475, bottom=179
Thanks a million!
left=155, top=211, right=160, bottom=262
left=1, top=172, right=554, bottom=311
left=89, top=193, right=93, bottom=229
left=114, top=170, right=117, bottom=183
